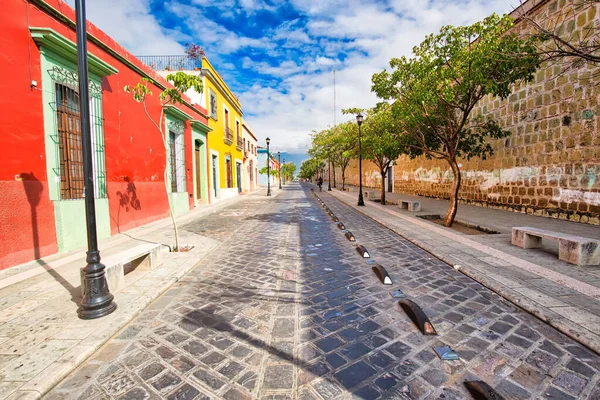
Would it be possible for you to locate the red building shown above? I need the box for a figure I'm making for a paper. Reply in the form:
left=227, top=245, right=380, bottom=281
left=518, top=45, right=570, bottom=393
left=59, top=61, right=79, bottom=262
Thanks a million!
left=0, top=0, right=212, bottom=270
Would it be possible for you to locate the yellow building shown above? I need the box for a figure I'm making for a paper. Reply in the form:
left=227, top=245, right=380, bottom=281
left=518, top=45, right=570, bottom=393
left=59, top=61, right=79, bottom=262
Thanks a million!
left=201, top=56, right=244, bottom=200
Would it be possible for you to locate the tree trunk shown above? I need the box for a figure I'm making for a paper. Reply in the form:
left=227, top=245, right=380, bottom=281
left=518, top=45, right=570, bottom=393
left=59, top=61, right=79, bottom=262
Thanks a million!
left=444, top=159, right=461, bottom=227
left=380, top=169, right=386, bottom=205
left=146, top=105, right=180, bottom=251
left=341, top=167, right=346, bottom=190
left=332, top=164, right=336, bottom=188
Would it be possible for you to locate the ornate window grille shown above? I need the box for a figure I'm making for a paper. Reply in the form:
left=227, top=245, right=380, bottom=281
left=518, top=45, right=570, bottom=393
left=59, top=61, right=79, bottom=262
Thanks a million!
left=168, top=120, right=186, bottom=192
left=48, top=66, right=106, bottom=200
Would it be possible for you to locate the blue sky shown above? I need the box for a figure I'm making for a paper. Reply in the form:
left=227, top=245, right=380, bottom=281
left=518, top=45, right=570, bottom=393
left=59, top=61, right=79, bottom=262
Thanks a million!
left=72, top=0, right=515, bottom=154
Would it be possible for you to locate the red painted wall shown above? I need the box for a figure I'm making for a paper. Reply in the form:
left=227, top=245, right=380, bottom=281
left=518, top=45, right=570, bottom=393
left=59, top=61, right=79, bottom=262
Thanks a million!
left=0, top=0, right=208, bottom=269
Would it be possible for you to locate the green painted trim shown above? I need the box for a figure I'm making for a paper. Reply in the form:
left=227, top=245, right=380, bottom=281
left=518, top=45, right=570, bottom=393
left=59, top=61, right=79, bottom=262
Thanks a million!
left=192, top=129, right=208, bottom=202
left=54, top=199, right=110, bottom=252
left=40, top=53, right=104, bottom=201
left=191, top=120, right=212, bottom=133
left=169, top=192, right=189, bottom=216
left=30, top=27, right=118, bottom=76
left=164, top=104, right=193, bottom=121
left=28, top=0, right=209, bottom=120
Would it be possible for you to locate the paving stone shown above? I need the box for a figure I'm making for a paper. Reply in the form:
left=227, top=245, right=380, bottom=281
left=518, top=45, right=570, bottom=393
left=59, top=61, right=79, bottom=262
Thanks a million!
left=565, top=358, right=595, bottom=378
left=326, top=353, right=347, bottom=369
left=352, top=386, right=380, bottom=399
left=334, top=361, right=377, bottom=389
left=138, top=362, right=166, bottom=381
left=218, top=360, right=245, bottom=380
left=495, top=379, right=531, bottom=399
left=166, top=383, right=203, bottom=400
left=192, top=367, right=226, bottom=391
left=543, top=386, right=577, bottom=400
left=169, top=356, right=197, bottom=373
left=315, top=336, right=344, bottom=353
left=552, top=371, right=587, bottom=396
left=340, top=342, right=371, bottom=360
left=118, top=386, right=151, bottom=400
left=263, top=365, right=293, bottom=390
left=421, top=368, right=447, bottom=386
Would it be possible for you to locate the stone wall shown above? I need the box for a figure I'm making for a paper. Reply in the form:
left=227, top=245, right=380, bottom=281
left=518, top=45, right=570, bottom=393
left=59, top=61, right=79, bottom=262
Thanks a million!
left=339, top=0, right=600, bottom=225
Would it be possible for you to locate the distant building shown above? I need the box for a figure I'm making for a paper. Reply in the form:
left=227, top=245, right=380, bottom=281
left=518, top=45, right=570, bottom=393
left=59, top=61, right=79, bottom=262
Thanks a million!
left=242, top=124, right=258, bottom=192
left=257, top=149, right=280, bottom=188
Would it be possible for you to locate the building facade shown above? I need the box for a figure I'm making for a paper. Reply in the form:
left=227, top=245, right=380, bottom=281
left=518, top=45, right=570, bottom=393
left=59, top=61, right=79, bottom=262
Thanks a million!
left=0, top=0, right=210, bottom=270
left=257, top=149, right=280, bottom=188
left=202, top=58, right=245, bottom=201
left=342, top=0, right=600, bottom=225
left=242, top=124, right=258, bottom=192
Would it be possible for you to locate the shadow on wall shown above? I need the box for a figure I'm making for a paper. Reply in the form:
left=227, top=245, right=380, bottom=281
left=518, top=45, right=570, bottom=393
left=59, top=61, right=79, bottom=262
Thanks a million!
left=113, top=176, right=142, bottom=233
left=21, top=172, right=80, bottom=305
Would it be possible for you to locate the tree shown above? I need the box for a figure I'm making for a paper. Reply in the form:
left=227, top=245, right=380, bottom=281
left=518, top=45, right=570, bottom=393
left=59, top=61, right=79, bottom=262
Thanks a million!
left=343, top=108, right=408, bottom=205
left=372, top=13, right=539, bottom=226
left=125, top=73, right=202, bottom=250
left=330, top=122, right=357, bottom=191
left=259, top=166, right=278, bottom=176
left=281, top=162, right=297, bottom=181
left=299, top=158, right=320, bottom=180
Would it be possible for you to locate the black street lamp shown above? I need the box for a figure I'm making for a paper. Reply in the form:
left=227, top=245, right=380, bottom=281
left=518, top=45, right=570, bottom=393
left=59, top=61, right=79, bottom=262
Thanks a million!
left=356, top=113, right=365, bottom=206
left=278, top=151, right=282, bottom=189
left=266, top=137, right=271, bottom=196
left=76, top=0, right=116, bottom=319
left=282, top=158, right=286, bottom=185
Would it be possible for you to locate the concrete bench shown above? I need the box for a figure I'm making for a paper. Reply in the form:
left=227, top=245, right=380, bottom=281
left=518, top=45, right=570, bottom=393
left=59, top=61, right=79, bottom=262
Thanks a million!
left=511, top=226, right=600, bottom=266
left=80, top=243, right=163, bottom=294
left=399, top=199, right=421, bottom=212
left=365, top=191, right=381, bottom=201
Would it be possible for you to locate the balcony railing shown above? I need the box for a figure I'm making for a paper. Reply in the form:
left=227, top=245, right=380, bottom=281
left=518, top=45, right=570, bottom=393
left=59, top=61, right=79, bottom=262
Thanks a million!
left=224, top=127, right=234, bottom=145
left=236, top=135, right=243, bottom=151
left=136, top=55, right=202, bottom=71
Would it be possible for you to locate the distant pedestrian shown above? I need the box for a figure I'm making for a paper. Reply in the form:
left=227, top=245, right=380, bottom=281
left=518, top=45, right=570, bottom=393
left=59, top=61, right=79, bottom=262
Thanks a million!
left=317, top=177, right=323, bottom=192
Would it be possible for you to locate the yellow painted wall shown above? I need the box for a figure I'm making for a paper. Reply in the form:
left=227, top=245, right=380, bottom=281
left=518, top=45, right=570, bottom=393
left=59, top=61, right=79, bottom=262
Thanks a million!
left=202, top=57, right=244, bottom=194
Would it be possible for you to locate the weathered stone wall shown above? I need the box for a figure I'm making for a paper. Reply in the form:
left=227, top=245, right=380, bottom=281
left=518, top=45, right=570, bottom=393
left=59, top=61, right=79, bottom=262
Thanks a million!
left=339, top=0, right=600, bottom=225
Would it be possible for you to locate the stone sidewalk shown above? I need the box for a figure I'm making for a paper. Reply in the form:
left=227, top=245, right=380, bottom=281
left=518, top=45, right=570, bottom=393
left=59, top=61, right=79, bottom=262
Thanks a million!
left=324, top=187, right=600, bottom=355
left=0, top=189, right=271, bottom=400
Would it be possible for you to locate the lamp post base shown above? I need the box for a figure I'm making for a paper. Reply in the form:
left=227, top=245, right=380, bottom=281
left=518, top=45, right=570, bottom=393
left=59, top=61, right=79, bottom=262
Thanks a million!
left=357, top=193, right=365, bottom=206
left=78, top=253, right=117, bottom=320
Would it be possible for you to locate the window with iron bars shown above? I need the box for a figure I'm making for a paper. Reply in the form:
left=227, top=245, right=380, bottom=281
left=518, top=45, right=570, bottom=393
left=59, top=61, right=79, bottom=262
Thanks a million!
left=50, top=67, right=106, bottom=200
left=168, top=122, right=186, bottom=193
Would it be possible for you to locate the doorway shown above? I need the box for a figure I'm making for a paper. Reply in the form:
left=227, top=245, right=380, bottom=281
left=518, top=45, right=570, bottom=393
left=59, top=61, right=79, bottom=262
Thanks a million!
left=195, top=141, right=202, bottom=200
left=236, top=162, right=242, bottom=193
left=212, top=154, right=218, bottom=198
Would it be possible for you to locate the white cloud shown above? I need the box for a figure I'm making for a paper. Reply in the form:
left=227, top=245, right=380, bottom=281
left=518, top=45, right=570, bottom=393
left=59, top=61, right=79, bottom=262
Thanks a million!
left=65, top=0, right=185, bottom=55
left=73, top=0, right=517, bottom=153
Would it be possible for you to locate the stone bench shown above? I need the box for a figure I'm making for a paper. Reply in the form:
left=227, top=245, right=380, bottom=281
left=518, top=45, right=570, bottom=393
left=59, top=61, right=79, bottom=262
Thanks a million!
left=399, top=199, right=421, bottom=212
left=511, top=226, right=600, bottom=266
left=80, top=243, right=163, bottom=294
left=365, top=191, right=381, bottom=201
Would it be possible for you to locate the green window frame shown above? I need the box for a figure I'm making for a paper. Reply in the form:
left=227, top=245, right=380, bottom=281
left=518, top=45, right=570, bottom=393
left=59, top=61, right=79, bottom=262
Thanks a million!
left=31, top=27, right=117, bottom=201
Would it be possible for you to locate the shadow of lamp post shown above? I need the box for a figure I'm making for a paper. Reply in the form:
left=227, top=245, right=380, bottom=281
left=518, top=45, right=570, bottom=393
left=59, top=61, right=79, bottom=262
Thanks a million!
left=356, top=113, right=365, bottom=206
left=75, top=0, right=116, bottom=319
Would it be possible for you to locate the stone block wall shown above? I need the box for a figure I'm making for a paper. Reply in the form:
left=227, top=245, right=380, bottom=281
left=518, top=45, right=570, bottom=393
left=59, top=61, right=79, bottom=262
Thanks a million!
left=339, top=0, right=600, bottom=225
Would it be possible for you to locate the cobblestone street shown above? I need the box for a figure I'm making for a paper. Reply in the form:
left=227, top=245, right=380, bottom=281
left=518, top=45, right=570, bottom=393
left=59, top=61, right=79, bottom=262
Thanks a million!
left=46, top=184, right=600, bottom=400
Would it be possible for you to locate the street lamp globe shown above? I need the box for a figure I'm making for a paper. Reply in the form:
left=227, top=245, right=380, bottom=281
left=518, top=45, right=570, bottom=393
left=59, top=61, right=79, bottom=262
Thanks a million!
left=356, top=113, right=363, bottom=126
left=266, top=137, right=270, bottom=146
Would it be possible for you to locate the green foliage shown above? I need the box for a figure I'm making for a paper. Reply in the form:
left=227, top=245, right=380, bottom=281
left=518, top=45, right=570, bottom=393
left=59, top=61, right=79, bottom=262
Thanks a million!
left=371, top=13, right=539, bottom=223
left=281, top=162, right=297, bottom=181
left=259, top=166, right=277, bottom=176
left=298, top=158, right=321, bottom=180
left=124, top=73, right=203, bottom=106
left=371, top=13, right=538, bottom=162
